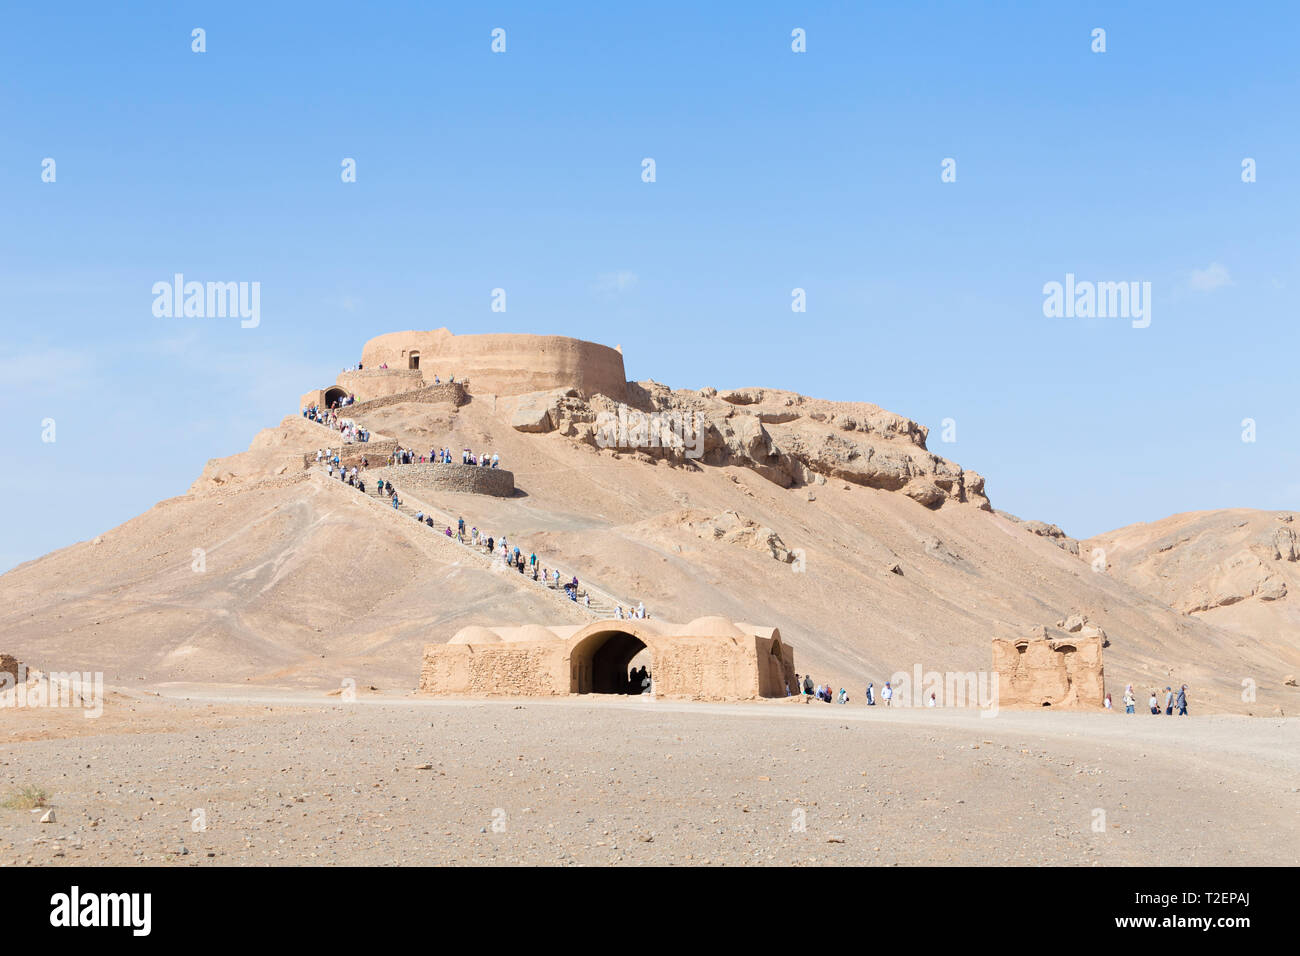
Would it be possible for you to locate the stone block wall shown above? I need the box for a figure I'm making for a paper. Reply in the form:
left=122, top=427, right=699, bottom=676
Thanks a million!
left=301, top=439, right=399, bottom=471
left=366, top=462, right=515, bottom=498
left=343, top=382, right=467, bottom=415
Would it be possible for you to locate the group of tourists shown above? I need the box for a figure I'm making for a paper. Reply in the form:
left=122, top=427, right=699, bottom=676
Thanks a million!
left=387, top=446, right=500, bottom=468
left=626, top=665, right=651, bottom=695
left=1115, top=684, right=1189, bottom=716
left=860, top=681, right=913, bottom=707
left=375, top=477, right=401, bottom=509
left=791, top=677, right=931, bottom=707
left=304, top=407, right=370, bottom=443
left=305, top=379, right=650, bottom=621
left=317, top=447, right=371, bottom=470
left=323, top=457, right=369, bottom=493
left=411, top=510, right=453, bottom=534
left=363, top=361, right=454, bottom=381
left=786, top=672, right=1190, bottom=714
left=396, top=515, right=626, bottom=612
left=313, top=391, right=355, bottom=410
left=791, top=674, right=850, bottom=704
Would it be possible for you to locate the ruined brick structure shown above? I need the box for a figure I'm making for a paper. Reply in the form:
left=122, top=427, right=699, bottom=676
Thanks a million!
left=420, top=617, right=795, bottom=701
left=300, top=328, right=630, bottom=411
left=991, top=634, right=1105, bottom=708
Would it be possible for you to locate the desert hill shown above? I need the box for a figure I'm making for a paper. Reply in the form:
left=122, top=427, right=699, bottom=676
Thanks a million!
left=2, top=331, right=1297, bottom=714
left=1086, top=510, right=1298, bottom=656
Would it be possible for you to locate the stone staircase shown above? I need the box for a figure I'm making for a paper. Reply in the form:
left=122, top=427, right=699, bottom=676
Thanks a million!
left=315, top=465, right=631, bottom=619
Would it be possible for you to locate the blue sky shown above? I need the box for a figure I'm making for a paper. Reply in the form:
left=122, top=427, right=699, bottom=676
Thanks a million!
left=2, top=1, right=1297, bottom=572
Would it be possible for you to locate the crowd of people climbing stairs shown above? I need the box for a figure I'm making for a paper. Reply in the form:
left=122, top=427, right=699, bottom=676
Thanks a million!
left=310, top=421, right=645, bottom=619
left=388, top=445, right=501, bottom=468
left=303, top=405, right=370, bottom=443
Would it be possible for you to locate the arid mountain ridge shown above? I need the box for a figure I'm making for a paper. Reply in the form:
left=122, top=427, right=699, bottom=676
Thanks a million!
left=1, top=330, right=1295, bottom=714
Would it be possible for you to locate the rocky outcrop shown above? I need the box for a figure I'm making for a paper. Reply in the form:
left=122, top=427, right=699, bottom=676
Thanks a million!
left=509, top=387, right=579, bottom=433
left=1086, top=511, right=1296, bottom=656
left=682, top=510, right=794, bottom=564
left=510, top=381, right=991, bottom=509
left=1055, top=612, right=1110, bottom=647
left=998, top=512, right=1081, bottom=556
left=719, top=388, right=763, bottom=406
left=1182, top=550, right=1288, bottom=612
left=1268, top=525, right=1298, bottom=562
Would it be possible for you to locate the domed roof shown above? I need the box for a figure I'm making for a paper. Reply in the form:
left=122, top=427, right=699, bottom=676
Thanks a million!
left=684, top=616, right=746, bottom=638
left=447, top=625, right=501, bottom=645
left=505, top=624, right=561, bottom=643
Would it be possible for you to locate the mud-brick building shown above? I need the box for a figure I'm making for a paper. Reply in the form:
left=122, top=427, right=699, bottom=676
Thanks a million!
left=420, top=617, right=796, bottom=701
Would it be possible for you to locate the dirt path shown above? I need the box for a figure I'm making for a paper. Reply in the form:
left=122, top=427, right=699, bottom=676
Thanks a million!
left=2, top=688, right=1295, bottom=866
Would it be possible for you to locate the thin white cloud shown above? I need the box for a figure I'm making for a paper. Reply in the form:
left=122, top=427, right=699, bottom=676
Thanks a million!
left=592, top=270, right=639, bottom=297
left=0, top=346, right=96, bottom=390
left=1189, top=262, right=1233, bottom=292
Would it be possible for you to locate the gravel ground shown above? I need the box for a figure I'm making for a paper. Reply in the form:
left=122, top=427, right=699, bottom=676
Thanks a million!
left=2, top=688, right=1297, bottom=866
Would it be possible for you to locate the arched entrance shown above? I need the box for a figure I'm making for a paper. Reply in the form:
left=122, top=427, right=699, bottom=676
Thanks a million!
left=568, top=628, right=651, bottom=694
left=323, top=386, right=348, bottom=408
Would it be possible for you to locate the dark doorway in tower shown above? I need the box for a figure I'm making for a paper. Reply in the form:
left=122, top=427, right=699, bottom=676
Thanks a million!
left=569, top=628, right=651, bottom=694
left=323, top=386, right=348, bottom=408
left=408, top=351, right=420, bottom=370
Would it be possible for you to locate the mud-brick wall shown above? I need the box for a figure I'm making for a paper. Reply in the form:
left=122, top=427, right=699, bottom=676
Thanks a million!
left=367, top=463, right=515, bottom=498
left=344, top=382, right=467, bottom=414
left=420, top=643, right=568, bottom=695
left=359, top=329, right=628, bottom=401
left=336, top=368, right=423, bottom=402
left=992, top=635, right=1104, bottom=708
left=651, top=637, right=762, bottom=700
left=301, top=439, right=399, bottom=471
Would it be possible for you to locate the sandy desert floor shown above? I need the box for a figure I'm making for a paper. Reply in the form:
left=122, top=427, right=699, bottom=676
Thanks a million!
left=2, top=688, right=1296, bottom=866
